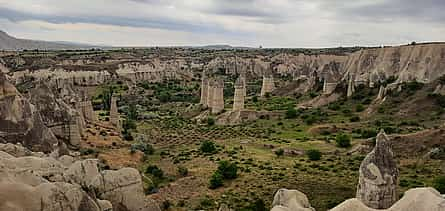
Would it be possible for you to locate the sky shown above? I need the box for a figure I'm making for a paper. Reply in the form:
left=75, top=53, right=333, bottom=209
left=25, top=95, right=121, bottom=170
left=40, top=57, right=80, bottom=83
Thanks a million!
left=0, top=0, right=444, bottom=48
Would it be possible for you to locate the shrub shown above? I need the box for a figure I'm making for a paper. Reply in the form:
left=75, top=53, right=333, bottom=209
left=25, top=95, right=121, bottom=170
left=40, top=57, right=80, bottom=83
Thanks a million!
left=335, top=133, right=351, bottom=148
left=177, top=166, right=188, bottom=177
left=349, top=116, right=360, bottom=122
left=247, top=198, right=267, bottom=211
left=252, top=96, right=258, bottom=103
left=433, top=175, right=445, bottom=193
left=131, top=142, right=155, bottom=155
left=285, top=107, right=298, bottom=119
left=206, top=117, right=215, bottom=126
left=146, top=165, right=164, bottom=178
left=200, top=140, right=217, bottom=154
left=360, top=129, right=377, bottom=138
left=217, top=160, right=238, bottom=179
left=328, top=103, right=340, bottom=110
left=209, top=171, right=223, bottom=189
left=355, top=104, right=365, bottom=112
left=275, top=148, right=285, bottom=157
left=306, top=149, right=322, bottom=161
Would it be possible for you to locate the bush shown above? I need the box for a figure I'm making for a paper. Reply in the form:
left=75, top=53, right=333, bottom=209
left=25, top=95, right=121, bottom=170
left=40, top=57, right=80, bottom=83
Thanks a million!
left=349, top=116, right=360, bottom=122
left=433, top=175, right=445, bottom=193
left=177, top=166, right=188, bottom=177
left=200, top=140, right=217, bottom=154
left=131, top=142, right=154, bottom=155
left=355, top=104, right=365, bottom=112
left=360, top=129, right=377, bottom=138
left=206, top=117, right=215, bottom=126
left=285, top=107, right=298, bottom=119
left=335, top=134, right=351, bottom=148
left=306, top=149, right=322, bottom=161
left=217, top=160, right=238, bottom=179
left=209, top=171, right=223, bottom=189
left=275, top=148, right=285, bottom=157
left=247, top=198, right=267, bottom=211
left=252, top=96, right=258, bottom=102
left=145, top=165, right=164, bottom=179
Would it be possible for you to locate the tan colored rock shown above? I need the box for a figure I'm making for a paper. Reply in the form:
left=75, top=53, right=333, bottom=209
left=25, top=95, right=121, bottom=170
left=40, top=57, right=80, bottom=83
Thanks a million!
left=63, top=159, right=100, bottom=187
left=218, top=204, right=234, bottom=211
left=347, top=74, right=355, bottom=98
left=331, top=187, right=445, bottom=211
left=90, top=168, right=160, bottom=211
left=0, top=73, right=61, bottom=153
left=261, top=75, right=275, bottom=96
left=200, top=73, right=209, bottom=106
left=356, top=130, right=399, bottom=209
left=211, top=78, right=225, bottom=114
left=110, top=95, right=119, bottom=127
left=233, top=76, right=246, bottom=111
left=0, top=181, right=101, bottom=211
left=271, top=188, right=315, bottom=211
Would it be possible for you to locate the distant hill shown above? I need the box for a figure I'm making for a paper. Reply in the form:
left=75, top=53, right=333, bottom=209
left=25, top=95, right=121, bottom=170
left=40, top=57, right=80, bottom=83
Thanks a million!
left=0, top=30, right=99, bottom=50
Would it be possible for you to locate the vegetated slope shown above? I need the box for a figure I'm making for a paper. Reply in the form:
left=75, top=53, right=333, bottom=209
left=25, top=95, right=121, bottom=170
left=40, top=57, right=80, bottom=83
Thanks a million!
left=0, top=30, right=95, bottom=50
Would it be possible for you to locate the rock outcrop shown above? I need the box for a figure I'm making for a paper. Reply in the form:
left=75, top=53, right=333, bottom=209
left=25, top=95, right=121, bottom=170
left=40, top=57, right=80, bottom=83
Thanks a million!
left=200, top=73, right=209, bottom=106
left=344, top=43, right=445, bottom=85
left=331, top=187, right=445, bottom=211
left=271, top=188, right=315, bottom=211
left=261, top=75, right=275, bottom=96
left=211, top=78, right=225, bottom=114
left=0, top=72, right=62, bottom=153
left=233, top=76, right=246, bottom=111
left=0, top=144, right=161, bottom=211
left=110, top=95, right=119, bottom=128
left=356, top=130, right=399, bottom=209
left=28, top=82, right=84, bottom=149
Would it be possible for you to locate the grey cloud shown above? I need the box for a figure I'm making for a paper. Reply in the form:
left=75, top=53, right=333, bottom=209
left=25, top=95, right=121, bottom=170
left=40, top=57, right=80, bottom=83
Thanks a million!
left=0, top=6, right=250, bottom=37
left=318, top=0, right=445, bottom=23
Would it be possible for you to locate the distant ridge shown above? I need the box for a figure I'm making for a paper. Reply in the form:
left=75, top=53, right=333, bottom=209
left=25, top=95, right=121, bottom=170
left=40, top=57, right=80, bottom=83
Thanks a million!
left=0, top=30, right=99, bottom=50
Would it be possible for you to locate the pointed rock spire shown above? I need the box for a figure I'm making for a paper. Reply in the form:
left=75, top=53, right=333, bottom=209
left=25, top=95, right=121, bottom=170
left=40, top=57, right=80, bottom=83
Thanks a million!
left=356, top=130, right=399, bottom=209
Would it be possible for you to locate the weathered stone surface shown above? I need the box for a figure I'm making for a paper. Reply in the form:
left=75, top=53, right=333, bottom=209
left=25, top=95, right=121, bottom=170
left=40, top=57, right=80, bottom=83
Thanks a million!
left=110, top=95, right=119, bottom=127
left=331, top=188, right=445, bottom=211
left=90, top=167, right=160, bottom=211
left=0, top=145, right=160, bottom=211
left=218, top=203, right=234, bottom=211
left=356, top=130, right=399, bottom=209
left=261, top=75, right=275, bottom=96
left=211, top=78, right=224, bottom=114
left=271, top=188, right=315, bottom=211
left=0, top=72, right=61, bottom=153
left=0, top=181, right=102, bottom=211
left=233, top=76, right=246, bottom=111
left=63, top=159, right=100, bottom=187
left=200, top=73, right=209, bottom=106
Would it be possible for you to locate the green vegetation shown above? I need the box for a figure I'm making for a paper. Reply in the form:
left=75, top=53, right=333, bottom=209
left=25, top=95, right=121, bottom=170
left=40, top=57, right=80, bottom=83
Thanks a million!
left=200, top=140, right=217, bottom=154
left=146, top=165, right=164, bottom=179
left=209, top=160, right=238, bottom=189
left=306, top=149, right=322, bottom=161
left=209, top=171, right=224, bottom=189
left=433, top=175, right=445, bottom=194
left=285, top=107, right=298, bottom=119
left=335, top=134, right=351, bottom=148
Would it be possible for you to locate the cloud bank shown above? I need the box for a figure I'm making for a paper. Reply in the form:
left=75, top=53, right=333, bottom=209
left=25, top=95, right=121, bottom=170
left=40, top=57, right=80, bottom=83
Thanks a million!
left=0, top=0, right=443, bottom=47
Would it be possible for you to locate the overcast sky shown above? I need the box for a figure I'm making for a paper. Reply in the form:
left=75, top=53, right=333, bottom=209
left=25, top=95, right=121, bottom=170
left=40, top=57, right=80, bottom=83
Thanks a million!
left=0, top=0, right=444, bottom=48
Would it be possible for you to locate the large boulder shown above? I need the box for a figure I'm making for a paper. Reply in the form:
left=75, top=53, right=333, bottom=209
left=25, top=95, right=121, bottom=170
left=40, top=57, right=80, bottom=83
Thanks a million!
left=0, top=145, right=160, bottom=211
left=0, top=72, right=63, bottom=153
left=331, top=187, right=445, bottom=211
left=356, top=130, right=399, bottom=209
left=90, top=168, right=161, bottom=211
left=28, top=82, right=84, bottom=149
left=0, top=181, right=102, bottom=211
left=271, top=188, right=315, bottom=211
